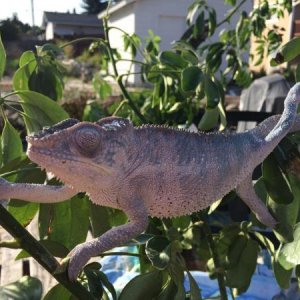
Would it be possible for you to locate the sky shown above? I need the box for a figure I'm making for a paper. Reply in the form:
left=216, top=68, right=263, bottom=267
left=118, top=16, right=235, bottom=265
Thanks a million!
left=0, top=0, right=85, bottom=27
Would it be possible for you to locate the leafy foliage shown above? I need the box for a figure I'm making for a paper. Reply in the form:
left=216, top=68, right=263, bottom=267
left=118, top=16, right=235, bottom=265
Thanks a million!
left=1, top=0, right=300, bottom=299
left=0, top=276, right=42, bottom=300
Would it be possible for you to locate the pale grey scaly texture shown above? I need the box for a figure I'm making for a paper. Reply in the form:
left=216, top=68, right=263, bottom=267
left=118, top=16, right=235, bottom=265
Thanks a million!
left=1, top=83, right=300, bottom=280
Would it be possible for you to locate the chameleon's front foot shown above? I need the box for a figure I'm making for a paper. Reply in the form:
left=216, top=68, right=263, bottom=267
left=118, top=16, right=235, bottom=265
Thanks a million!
left=67, top=243, right=92, bottom=281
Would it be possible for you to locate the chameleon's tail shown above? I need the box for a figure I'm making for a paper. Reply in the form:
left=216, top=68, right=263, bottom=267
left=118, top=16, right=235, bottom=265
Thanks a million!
left=254, top=112, right=300, bottom=139
left=265, top=83, right=300, bottom=143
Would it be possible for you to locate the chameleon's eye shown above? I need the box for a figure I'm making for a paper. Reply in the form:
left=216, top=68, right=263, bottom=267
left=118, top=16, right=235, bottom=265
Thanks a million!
left=75, top=127, right=100, bottom=155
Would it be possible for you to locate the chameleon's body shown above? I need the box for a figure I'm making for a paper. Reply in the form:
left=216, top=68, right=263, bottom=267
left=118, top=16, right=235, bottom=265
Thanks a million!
left=1, top=83, right=300, bottom=280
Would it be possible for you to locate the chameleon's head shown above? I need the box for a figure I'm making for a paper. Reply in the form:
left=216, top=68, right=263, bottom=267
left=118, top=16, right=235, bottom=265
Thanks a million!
left=26, top=117, right=133, bottom=191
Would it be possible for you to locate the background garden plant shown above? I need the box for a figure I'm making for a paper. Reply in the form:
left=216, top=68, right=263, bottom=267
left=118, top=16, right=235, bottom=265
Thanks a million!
left=0, top=0, right=300, bottom=299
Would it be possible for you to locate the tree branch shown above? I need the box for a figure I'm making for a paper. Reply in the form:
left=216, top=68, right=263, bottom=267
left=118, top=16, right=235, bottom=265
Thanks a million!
left=0, top=204, right=96, bottom=300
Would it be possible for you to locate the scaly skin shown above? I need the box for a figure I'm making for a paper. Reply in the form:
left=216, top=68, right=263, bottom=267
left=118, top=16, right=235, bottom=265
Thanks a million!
left=1, top=83, right=300, bottom=280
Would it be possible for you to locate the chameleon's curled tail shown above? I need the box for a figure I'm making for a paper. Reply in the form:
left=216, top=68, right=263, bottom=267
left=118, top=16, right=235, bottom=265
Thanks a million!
left=265, top=83, right=300, bottom=144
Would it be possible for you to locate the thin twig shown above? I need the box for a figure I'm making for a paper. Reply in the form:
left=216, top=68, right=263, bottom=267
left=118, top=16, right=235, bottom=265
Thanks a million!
left=201, top=215, right=228, bottom=300
left=216, top=0, right=247, bottom=28
left=103, top=17, right=146, bottom=123
left=100, top=251, right=141, bottom=258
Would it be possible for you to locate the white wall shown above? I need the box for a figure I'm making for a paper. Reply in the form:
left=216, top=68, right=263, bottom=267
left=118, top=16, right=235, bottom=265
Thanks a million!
left=108, top=2, right=136, bottom=84
left=45, top=22, right=54, bottom=40
left=135, top=0, right=193, bottom=49
left=106, top=0, right=253, bottom=85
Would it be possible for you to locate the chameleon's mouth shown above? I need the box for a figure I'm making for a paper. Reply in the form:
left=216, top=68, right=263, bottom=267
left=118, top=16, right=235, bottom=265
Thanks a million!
left=27, top=118, right=79, bottom=140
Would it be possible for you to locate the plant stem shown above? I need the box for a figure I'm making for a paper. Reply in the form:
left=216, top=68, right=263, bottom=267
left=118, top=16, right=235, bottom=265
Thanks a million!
left=217, top=0, right=247, bottom=28
left=103, top=17, right=146, bottom=123
left=0, top=239, right=20, bottom=249
left=0, top=204, right=96, bottom=300
left=202, top=219, right=228, bottom=300
left=100, top=251, right=141, bottom=258
left=108, top=26, right=146, bottom=60
left=60, top=37, right=105, bottom=49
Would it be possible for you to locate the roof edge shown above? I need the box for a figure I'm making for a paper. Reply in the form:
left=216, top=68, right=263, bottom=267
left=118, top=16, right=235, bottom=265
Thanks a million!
left=98, top=0, right=136, bottom=19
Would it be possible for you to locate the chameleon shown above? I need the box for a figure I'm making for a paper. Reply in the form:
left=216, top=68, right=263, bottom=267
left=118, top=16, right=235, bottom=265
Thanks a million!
left=1, top=83, right=300, bottom=280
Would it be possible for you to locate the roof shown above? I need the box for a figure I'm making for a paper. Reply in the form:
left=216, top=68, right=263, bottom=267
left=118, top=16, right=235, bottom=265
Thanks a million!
left=98, top=0, right=136, bottom=19
left=43, top=12, right=102, bottom=28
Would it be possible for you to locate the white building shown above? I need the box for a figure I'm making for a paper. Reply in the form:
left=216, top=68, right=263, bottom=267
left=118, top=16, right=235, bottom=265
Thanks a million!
left=43, top=12, right=103, bottom=41
left=99, top=0, right=253, bottom=86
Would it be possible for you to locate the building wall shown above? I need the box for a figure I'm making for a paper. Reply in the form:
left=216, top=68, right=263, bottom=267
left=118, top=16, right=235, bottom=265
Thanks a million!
left=107, top=3, right=136, bottom=84
left=106, top=0, right=253, bottom=85
left=134, top=0, right=194, bottom=84
left=135, top=0, right=193, bottom=49
left=45, top=22, right=54, bottom=40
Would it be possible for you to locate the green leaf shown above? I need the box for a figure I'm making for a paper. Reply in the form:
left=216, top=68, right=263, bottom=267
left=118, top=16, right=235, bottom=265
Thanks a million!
left=198, top=107, right=219, bottom=131
left=168, top=257, right=186, bottom=300
left=225, top=238, right=259, bottom=292
left=119, top=271, right=163, bottom=300
left=93, top=74, right=112, bottom=100
left=273, top=248, right=292, bottom=289
left=157, top=276, right=178, bottom=300
left=97, top=271, right=117, bottom=300
left=271, top=37, right=300, bottom=65
left=193, top=12, right=205, bottom=38
left=0, top=156, right=30, bottom=178
left=167, top=102, right=183, bottom=114
left=0, top=276, right=42, bottom=300
left=43, top=284, right=72, bottom=300
left=16, top=239, right=69, bottom=259
left=203, top=75, right=221, bottom=109
left=19, top=51, right=36, bottom=67
left=13, top=59, right=37, bottom=90
left=1, top=119, right=23, bottom=166
left=262, top=153, right=293, bottom=204
left=159, top=51, right=187, bottom=68
left=16, top=90, right=68, bottom=133
left=253, top=178, right=295, bottom=242
left=0, top=34, right=6, bottom=80
left=28, top=65, right=63, bottom=101
left=181, top=66, right=203, bottom=92
left=279, top=223, right=300, bottom=268
left=42, top=194, right=90, bottom=250
left=172, top=216, right=191, bottom=230
left=84, top=264, right=104, bottom=299
left=8, top=201, right=39, bottom=227
left=89, top=203, right=112, bottom=237
left=145, top=236, right=171, bottom=270
left=181, top=50, right=199, bottom=65
left=37, top=43, right=63, bottom=57
left=109, top=208, right=128, bottom=226
left=226, top=235, right=248, bottom=268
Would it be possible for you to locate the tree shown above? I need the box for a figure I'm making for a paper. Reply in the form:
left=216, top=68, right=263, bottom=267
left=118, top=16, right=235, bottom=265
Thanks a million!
left=0, top=14, right=31, bottom=41
left=81, top=0, right=108, bottom=14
